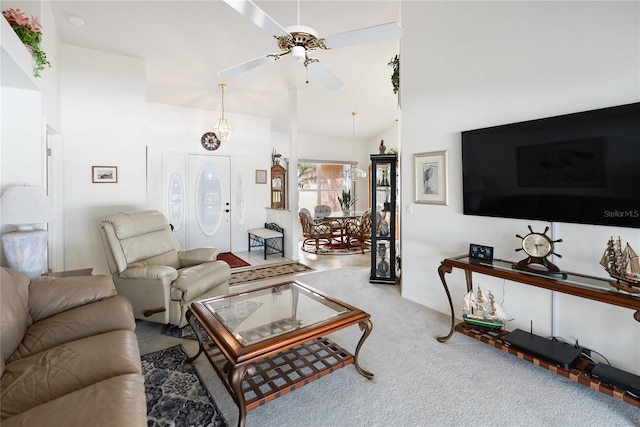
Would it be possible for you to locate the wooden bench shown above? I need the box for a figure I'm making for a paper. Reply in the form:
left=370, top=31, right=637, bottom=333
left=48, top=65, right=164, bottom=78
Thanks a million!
left=248, top=223, right=284, bottom=259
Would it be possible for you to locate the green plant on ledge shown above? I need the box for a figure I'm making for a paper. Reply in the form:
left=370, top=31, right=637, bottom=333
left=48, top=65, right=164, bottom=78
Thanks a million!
left=2, top=8, right=51, bottom=77
left=338, top=190, right=357, bottom=212
left=388, top=54, right=399, bottom=94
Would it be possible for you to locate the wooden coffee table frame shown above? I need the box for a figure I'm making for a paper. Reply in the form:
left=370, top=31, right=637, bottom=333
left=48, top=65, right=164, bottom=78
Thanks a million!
left=186, top=281, right=374, bottom=427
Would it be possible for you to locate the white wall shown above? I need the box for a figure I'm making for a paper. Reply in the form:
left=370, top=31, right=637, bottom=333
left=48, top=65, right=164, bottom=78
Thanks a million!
left=0, top=0, right=52, bottom=264
left=4, top=0, right=637, bottom=376
left=400, top=1, right=640, bottom=372
left=1, top=88, right=42, bottom=191
left=60, top=44, right=147, bottom=274
left=38, top=0, right=61, bottom=129
left=146, top=102, right=273, bottom=254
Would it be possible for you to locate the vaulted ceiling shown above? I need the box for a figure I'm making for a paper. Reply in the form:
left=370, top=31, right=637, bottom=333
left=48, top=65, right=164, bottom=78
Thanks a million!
left=50, top=1, right=401, bottom=140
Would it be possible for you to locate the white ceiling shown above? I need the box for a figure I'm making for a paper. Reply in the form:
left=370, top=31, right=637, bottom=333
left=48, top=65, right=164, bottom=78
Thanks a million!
left=49, top=1, right=401, bottom=140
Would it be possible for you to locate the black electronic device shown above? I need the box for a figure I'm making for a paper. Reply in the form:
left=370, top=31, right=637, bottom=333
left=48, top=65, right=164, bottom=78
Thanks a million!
left=501, top=329, right=582, bottom=370
left=591, top=363, right=640, bottom=396
left=461, top=102, right=640, bottom=228
left=469, top=243, right=494, bottom=264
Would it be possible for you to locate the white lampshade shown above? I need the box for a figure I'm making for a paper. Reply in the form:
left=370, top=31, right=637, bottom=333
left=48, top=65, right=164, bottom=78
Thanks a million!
left=1, top=185, right=54, bottom=229
left=291, top=45, right=306, bottom=62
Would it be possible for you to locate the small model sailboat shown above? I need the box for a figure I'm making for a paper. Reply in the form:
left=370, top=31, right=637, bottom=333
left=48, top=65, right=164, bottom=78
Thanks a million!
left=462, top=286, right=512, bottom=330
left=600, top=236, right=640, bottom=294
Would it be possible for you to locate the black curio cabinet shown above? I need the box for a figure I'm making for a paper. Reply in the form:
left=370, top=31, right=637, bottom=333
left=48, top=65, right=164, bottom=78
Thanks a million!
left=370, top=154, right=397, bottom=284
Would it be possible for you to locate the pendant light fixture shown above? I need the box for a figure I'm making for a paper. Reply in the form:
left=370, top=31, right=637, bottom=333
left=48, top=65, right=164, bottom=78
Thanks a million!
left=213, top=83, right=232, bottom=141
left=345, top=111, right=367, bottom=180
left=344, top=111, right=367, bottom=211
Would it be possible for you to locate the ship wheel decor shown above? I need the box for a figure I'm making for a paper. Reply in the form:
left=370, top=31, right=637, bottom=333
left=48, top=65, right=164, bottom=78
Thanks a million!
left=513, top=225, right=567, bottom=279
left=600, top=236, right=640, bottom=295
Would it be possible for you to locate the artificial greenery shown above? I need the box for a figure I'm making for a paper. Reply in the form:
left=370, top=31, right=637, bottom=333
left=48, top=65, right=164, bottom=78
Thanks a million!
left=388, top=54, right=399, bottom=94
left=2, top=8, right=51, bottom=77
left=338, top=190, right=357, bottom=211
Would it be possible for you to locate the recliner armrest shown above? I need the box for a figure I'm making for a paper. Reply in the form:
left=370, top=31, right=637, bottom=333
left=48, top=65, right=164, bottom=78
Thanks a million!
left=29, top=275, right=115, bottom=322
left=178, top=248, right=220, bottom=267
left=120, top=265, right=179, bottom=281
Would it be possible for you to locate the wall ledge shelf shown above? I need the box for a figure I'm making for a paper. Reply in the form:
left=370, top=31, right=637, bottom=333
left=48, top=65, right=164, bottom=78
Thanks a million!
left=1, top=17, right=40, bottom=91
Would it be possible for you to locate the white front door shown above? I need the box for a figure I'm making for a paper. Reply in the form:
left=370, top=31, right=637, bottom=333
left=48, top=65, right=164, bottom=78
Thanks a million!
left=187, top=154, right=231, bottom=252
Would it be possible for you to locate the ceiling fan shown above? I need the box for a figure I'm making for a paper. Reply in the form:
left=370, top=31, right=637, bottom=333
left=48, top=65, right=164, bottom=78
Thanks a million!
left=218, top=0, right=402, bottom=90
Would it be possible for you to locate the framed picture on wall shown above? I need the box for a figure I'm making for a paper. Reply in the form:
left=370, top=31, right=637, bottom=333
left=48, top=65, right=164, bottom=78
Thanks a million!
left=92, top=166, right=118, bottom=183
left=255, top=169, right=267, bottom=184
left=414, top=151, right=448, bottom=205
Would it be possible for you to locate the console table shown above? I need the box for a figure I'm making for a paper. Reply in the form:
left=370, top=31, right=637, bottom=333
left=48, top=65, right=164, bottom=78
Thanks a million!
left=437, top=255, right=640, bottom=343
left=437, top=255, right=640, bottom=408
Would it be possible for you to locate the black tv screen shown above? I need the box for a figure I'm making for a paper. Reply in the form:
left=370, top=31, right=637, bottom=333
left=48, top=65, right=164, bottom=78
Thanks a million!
left=461, top=102, right=640, bottom=228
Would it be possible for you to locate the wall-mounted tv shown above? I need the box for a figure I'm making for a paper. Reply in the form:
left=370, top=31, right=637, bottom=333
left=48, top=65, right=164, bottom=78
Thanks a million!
left=461, top=102, right=640, bottom=228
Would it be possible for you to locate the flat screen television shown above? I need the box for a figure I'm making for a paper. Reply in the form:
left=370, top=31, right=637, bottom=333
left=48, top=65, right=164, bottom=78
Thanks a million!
left=461, top=102, right=640, bottom=228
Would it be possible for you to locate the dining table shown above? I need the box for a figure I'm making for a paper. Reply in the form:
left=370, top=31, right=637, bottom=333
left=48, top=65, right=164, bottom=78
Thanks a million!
left=317, top=211, right=364, bottom=248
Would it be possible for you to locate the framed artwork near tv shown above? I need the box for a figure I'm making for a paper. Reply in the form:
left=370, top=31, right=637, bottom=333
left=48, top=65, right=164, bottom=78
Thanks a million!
left=414, top=151, right=448, bottom=205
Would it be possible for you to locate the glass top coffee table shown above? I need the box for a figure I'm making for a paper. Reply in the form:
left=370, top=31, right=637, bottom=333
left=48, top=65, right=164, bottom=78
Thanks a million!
left=186, top=280, right=373, bottom=427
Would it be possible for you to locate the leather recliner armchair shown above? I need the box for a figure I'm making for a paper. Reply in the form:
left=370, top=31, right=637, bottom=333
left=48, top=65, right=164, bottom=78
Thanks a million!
left=98, top=210, right=230, bottom=327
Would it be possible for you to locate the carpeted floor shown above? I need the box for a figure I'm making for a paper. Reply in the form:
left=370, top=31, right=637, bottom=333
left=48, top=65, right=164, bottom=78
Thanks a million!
left=137, top=267, right=640, bottom=427
left=142, top=345, right=228, bottom=427
left=301, top=242, right=370, bottom=255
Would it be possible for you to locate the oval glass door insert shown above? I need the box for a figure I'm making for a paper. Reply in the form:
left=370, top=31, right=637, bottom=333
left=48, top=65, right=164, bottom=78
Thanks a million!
left=195, top=162, right=223, bottom=236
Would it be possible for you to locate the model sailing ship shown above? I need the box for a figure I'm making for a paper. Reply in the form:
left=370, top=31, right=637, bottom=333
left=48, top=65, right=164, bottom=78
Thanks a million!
left=600, top=236, right=640, bottom=294
left=463, top=287, right=512, bottom=330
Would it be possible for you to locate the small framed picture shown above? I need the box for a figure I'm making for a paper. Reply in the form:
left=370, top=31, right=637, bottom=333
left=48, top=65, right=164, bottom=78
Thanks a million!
left=414, top=151, right=448, bottom=205
left=92, top=166, right=118, bottom=183
left=255, top=169, right=267, bottom=184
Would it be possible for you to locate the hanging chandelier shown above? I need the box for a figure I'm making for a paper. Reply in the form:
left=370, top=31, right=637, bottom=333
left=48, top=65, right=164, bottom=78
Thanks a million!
left=213, top=83, right=232, bottom=141
left=345, top=111, right=367, bottom=180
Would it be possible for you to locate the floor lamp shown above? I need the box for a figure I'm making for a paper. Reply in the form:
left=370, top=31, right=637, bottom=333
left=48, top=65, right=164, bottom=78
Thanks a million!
left=1, top=185, right=54, bottom=279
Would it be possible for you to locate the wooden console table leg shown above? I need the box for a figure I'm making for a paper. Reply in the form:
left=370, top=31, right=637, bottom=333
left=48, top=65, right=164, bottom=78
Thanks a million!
left=354, top=319, right=374, bottom=379
left=436, top=263, right=455, bottom=343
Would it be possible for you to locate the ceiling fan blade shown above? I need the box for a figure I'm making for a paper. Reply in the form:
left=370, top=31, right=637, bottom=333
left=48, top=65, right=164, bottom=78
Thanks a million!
left=218, top=55, right=277, bottom=78
left=308, top=62, right=343, bottom=90
left=323, top=22, right=402, bottom=49
left=223, top=0, right=290, bottom=37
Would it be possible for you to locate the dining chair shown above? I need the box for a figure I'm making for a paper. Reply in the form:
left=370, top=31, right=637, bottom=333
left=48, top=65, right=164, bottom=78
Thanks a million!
left=345, top=209, right=373, bottom=253
left=314, top=204, right=332, bottom=218
left=298, top=208, right=334, bottom=252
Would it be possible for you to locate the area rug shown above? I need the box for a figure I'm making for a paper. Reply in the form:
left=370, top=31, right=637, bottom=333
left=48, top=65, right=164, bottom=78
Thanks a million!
left=217, top=252, right=251, bottom=268
left=161, top=300, right=262, bottom=341
left=229, top=261, right=314, bottom=285
left=142, top=345, right=228, bottom=427
left=302, top=242, right=370, bottom=255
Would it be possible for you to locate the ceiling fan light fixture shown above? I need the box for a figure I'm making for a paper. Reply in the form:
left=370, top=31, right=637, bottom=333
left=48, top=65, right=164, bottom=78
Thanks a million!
left=291, top=45, right=306, bottom=62
left=213, top=84, right=232, bottom=141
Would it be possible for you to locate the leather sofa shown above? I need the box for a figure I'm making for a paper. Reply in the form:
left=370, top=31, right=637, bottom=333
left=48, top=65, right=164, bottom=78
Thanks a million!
left=98, top=210, right=231, bottom=327
left=0, top=267, right=147, bottom=427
